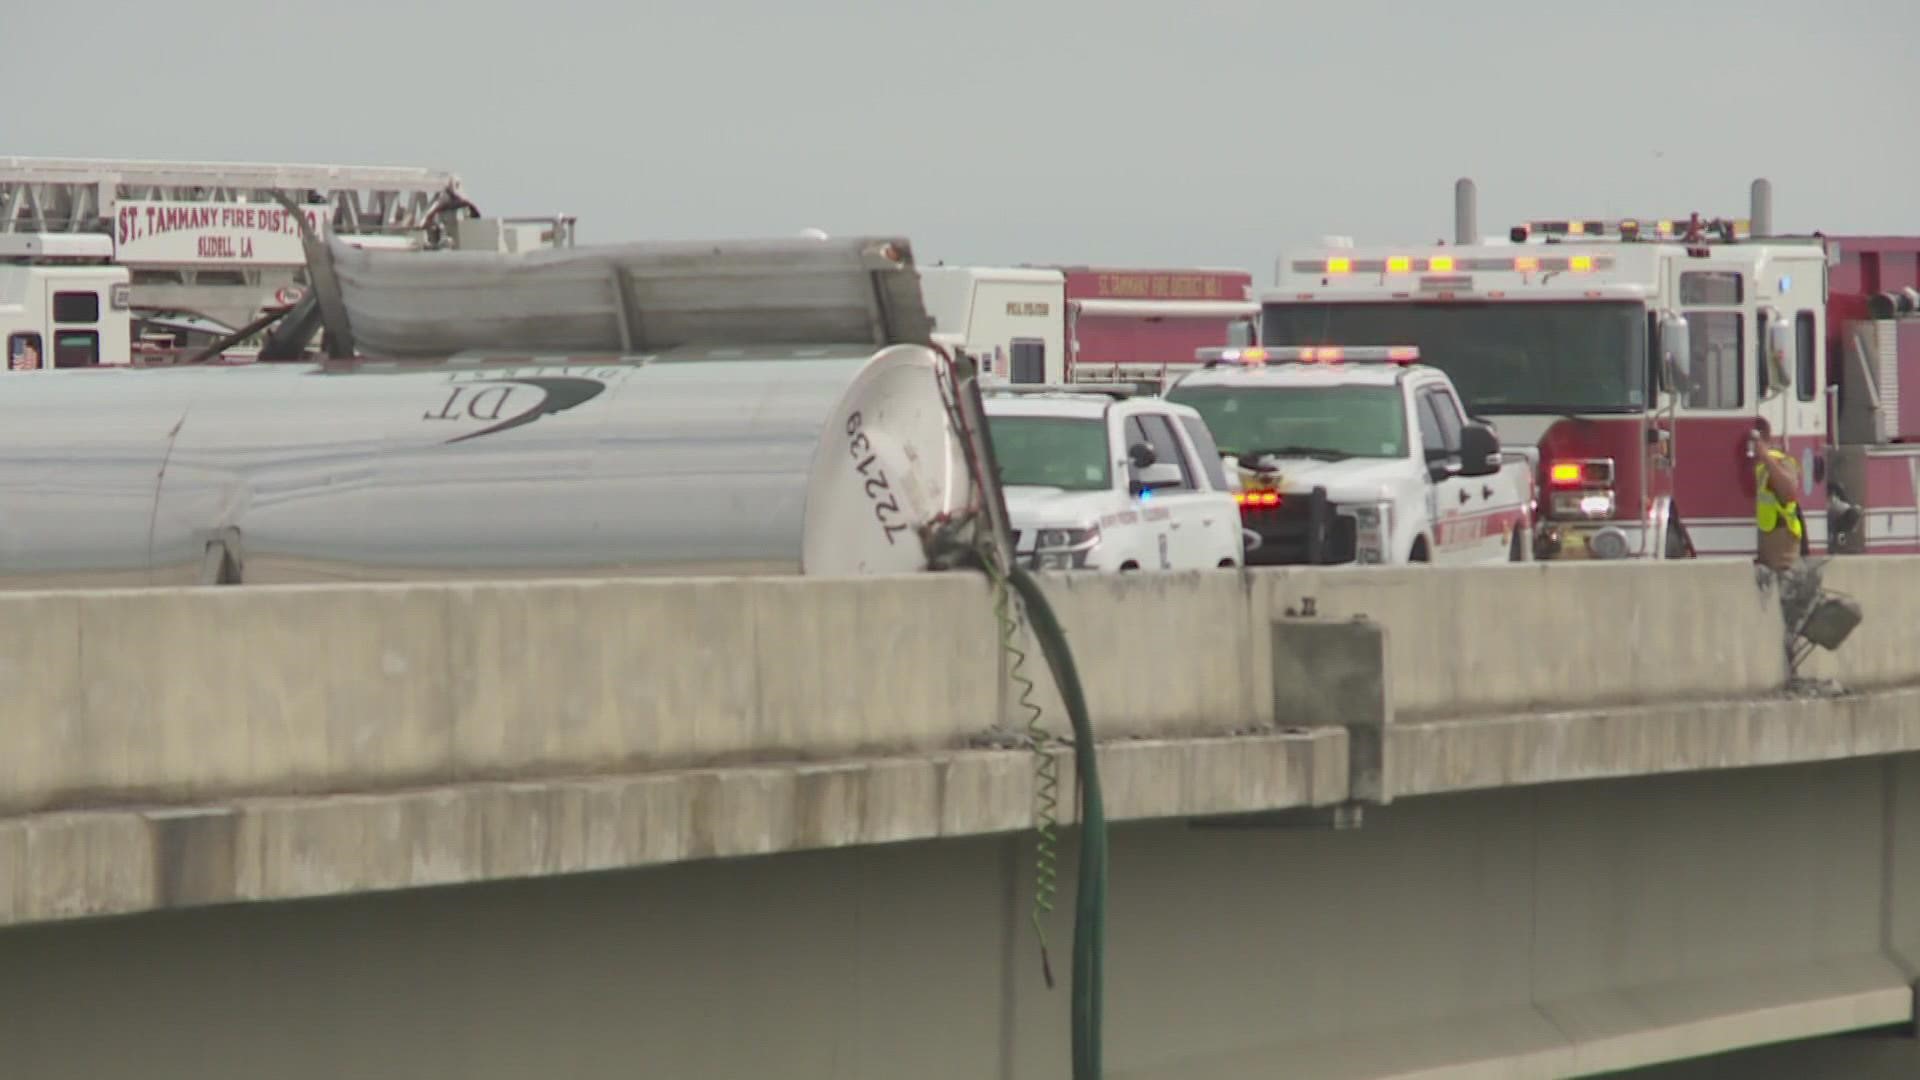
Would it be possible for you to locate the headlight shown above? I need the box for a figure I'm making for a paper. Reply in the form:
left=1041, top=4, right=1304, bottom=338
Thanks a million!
left=1033, top=525, right=1103, bottom=569
left=1352, top=502, right=1391, bottom=564
left=1036, top=525, right=1101, bottom=551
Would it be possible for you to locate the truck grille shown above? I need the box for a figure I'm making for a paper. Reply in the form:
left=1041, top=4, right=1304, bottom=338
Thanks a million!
left=1242, top=487, right=1356, bottom=565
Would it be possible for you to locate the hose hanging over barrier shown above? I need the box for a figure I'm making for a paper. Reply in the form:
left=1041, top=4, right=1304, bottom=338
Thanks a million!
left=1001, top=561, right=1108, bottom=1080
left=932, top=350, right=1106, bottom=1078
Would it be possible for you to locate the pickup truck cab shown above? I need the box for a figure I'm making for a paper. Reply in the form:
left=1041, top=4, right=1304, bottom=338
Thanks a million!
left=981, top=386, right=1245, bottom=571
left=1164, top=346, right=1535, bottom=565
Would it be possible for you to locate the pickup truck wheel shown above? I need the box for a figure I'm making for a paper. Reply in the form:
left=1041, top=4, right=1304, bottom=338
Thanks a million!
left=1217, top=557, right=1236, bottom=568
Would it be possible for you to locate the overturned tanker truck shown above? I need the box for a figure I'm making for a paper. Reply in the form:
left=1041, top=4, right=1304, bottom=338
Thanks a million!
left=0, top=230, right=1014, bottom=588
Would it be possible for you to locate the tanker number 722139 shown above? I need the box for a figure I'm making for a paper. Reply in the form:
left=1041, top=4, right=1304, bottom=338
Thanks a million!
left=846, top=411, right=910, bottom=545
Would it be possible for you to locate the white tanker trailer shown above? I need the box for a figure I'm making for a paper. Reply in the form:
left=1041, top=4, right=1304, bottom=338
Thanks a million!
left=0, top=235, right=1008, bottom=589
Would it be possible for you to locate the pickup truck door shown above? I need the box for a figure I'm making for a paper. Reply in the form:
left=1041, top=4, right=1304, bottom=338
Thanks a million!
left=1124, top=412, right=1207, bottom=569
left=1414, top=385, right=1477, bottom=564
left=1175, top=413, right=1241, bottom=564
left=1421, top=384, right=1516, bottom=562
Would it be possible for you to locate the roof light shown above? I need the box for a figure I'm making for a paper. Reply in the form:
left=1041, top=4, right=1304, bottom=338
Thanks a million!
left=1514, top=256, right=1540, bottom=272
left=1387, top=256, right=1412, bottom=273
left=1235, top=490, right=1282, bottom=509
left=1197, top=346, right=1419, bottom=367
left=1428, top=255, right=1455, bottom=273
left=1569, top=255, right=1594, bottom=272
left=1567, top=221, right=1586, bottom=235
left=1326, top=256, right=1352, bottom=274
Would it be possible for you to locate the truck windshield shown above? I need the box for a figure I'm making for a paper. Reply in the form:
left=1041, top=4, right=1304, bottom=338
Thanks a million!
left=986, top=415, right=1112, bottom=491
left=1166, top=385, right=1407, bottom=459
left=1262, top=300, right=1648, bottom=415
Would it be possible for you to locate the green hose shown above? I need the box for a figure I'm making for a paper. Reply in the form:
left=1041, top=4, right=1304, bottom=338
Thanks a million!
left=1004, top=564, right=1107, bottom=1080
left=991, top=563, right=1061, bottom=989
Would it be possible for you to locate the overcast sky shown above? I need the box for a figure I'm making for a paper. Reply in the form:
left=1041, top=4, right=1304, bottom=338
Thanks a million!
left=7, top=0, right=1913, bottom=280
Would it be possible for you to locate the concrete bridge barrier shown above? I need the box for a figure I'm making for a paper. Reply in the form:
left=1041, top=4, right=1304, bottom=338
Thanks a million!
left=6, top=558, right=1920, bottom=819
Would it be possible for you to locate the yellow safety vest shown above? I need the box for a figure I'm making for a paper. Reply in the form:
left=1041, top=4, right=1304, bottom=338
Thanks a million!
left=1755, top=450, right=1803, bottom=538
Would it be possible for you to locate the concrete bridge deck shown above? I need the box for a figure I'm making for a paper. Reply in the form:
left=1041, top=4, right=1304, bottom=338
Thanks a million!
left=4, top=559, right=1919, bottom=1077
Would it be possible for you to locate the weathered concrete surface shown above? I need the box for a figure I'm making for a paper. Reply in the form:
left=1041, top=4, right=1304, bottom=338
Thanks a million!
left=0, top=730, right=1348, bottom=929
left=1257, top=559, right=1793, bottom=720
left=1386, top=685, right=1920, bottom=798
left=4, top=760, right=1915, bottom=1080
left=1798, top=557, right=1919, bottom=691
left=13, top=680, right=1920, bottom=931
left=1014, top=570, right=1272, bottom=741
left=3, top=575, right=1013, bottom=815
left=10, top=557, right=1920, bottom=820
left=1617, top=1032, right=1920, bottom=1078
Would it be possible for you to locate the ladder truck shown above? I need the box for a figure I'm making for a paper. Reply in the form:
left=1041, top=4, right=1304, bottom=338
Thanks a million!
left=0, top=157, right=572, bottom=366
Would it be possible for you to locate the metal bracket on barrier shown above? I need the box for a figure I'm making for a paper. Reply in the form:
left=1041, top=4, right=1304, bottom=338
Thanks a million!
left=1271, top=614, right=1393, bottom=806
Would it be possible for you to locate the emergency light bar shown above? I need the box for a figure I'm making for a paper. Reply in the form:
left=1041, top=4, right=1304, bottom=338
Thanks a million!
left=1196, top=346, right=1419, bottom=367
left=1512, top=216, right=1750, bottom=243
left=1290, top=254, right=1615, bottom=275
left=984, top=383, right=1136, bottom=400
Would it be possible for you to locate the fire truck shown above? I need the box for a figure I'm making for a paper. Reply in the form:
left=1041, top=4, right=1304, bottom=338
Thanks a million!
left=919, top=264, right=1256, bottom=387
left=0, top=157, right=572, bottom=368
left=1260, top=178, right=1920, bottom=561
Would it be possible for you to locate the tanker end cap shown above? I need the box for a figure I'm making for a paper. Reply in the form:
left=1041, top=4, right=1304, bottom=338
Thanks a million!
left=800, top=344, right=980, bottom=576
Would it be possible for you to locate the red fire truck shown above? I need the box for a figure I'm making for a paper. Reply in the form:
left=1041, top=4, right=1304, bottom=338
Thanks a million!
left=921, top=264, right=1256, bottom=387
left=1256, top=179, right=1920, bottom=562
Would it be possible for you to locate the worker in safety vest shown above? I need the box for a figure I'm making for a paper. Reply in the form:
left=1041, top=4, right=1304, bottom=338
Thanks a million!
left=1751, top=417, right=1803, bottom=573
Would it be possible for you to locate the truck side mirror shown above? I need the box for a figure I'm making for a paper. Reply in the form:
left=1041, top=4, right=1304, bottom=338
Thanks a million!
left=1132, top=461, right=1183, bottom=495
left=1766, top=315, right=1794, bottom=397
left=1456, top=423, right=1502, bottom=477
left=1127, top=441, right=1156, bottom=469
left=1658, top=312, right=1691, bottom=395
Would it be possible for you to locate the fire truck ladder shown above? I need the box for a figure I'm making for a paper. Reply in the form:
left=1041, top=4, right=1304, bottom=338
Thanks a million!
left=0, top=157, right=465, bottom=330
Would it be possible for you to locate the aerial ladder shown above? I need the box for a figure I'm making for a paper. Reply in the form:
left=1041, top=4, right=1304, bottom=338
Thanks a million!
left=0, top=157, right=571, bottom=338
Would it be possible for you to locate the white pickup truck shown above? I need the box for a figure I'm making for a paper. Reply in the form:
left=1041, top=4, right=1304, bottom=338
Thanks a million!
left=1164, top=346, right=1536, bottom=565
left=981, top=386, right=1245, bottom=572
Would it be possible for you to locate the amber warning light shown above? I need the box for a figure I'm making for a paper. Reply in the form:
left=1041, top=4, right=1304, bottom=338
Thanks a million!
left=1197, top=346, right=1420, bottom=367
left=1297, top=253, right=1609, bottom=276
